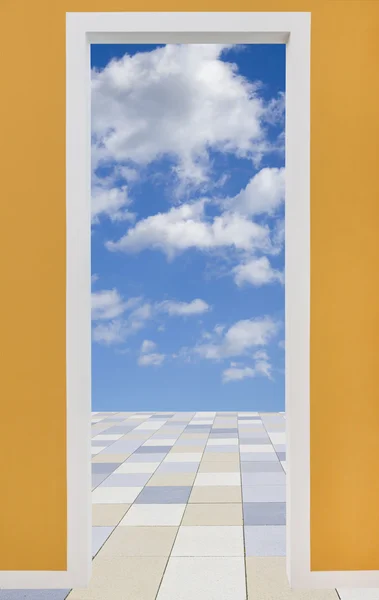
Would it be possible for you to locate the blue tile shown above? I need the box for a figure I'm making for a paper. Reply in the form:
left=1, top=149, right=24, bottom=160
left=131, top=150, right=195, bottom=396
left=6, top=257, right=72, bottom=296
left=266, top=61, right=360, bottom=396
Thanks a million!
left=92, top=463, right=120, bottom=474
left=135, top=486, right=192, bottom=504
left=244, top=525, right=286, bottom=556
left=243, top=502, right=286, bottom=525
left=0, top=592, right=71, bottom=600
left=134, top=446, right=172, bottom=454
left=241, top=462, right=283, bottom=473
left=92, top=526, right=114, bottom=557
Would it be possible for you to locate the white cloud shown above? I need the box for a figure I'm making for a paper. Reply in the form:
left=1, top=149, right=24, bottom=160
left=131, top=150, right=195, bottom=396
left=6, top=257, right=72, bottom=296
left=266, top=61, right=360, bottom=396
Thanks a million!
left=92, top=319, right=127, bottom=345
left=91, top=273, right=99, bottom=283
left=138, top=352, right=165, bottom=366
left=157, top=298, right=210, bottom=316
left=254, top=359, right=272, bottom=378
left=92, top=44, right=284, bottom=190
left=141, top=340, right=156, bottom=353
left=225, top=167, right=285, bottom=217
left=222, top=365, right=255, bottom=382
left=92, top=289, right=210, bottom=345
left=91, top=291, right=152, bottom=345
left=222, top=349, right=273, bottom=382
left=91, top=289, right=135, bottom=321
left=214, top=325, right=225, bottom=336
left=91, top=184, right=136, bottom=224
left=233, top=256, right=283, bottom=287
left=138, top=340, right=165, bottom=366
left=106, top=199, right=272, bottom=258
left=195, top=316, right=279, bottom=360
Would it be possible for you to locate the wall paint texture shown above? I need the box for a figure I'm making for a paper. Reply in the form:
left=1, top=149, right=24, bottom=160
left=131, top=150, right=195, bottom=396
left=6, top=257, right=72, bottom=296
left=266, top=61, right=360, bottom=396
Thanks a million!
left=0, top=0, right=378, bottom=573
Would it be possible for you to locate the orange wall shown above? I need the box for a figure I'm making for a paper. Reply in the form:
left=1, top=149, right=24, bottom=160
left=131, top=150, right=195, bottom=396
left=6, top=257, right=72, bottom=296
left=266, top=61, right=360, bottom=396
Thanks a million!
left=1, top=0, right=378, bottom=572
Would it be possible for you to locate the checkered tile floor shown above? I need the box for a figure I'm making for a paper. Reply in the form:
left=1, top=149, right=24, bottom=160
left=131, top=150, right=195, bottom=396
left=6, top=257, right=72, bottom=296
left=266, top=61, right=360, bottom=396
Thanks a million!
left=0, top=412, right=370, bottom=599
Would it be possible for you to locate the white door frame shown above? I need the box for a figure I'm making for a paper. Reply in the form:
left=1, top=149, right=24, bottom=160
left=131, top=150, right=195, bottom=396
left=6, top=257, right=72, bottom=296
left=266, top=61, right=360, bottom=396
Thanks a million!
left=1, top=10, right=314, bottom=590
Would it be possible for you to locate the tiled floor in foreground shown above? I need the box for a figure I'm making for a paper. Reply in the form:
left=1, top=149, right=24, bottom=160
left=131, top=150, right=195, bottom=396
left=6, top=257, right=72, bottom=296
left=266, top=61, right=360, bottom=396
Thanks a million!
left=0, top=412, right=373, bottom=599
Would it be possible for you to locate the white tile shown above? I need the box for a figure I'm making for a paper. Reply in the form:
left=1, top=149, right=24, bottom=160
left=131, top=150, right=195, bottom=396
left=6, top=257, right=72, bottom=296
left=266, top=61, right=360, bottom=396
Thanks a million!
left=114, top=462, right=160, bottom=474
left=91, top=446, right=106, bottom=455
left=134, top=421, right=166, bottom=430
left=92, top=486, right=142, bottom=504
left=156, top=556, right=246, bottom=600
left=238, top=420, right=262, bottom=424
left=120, top=503, right=186, bottom=526
left=338, top=591, right=379, bottom=600
left=195, top=412, right=216, bottom=418
left=91, top=418, right=103, bottom=423
left=239, top=445, right=275, bottom=453
left=191, top=420, right=214, bottom=425
left=164, top=453, right=203, bottom=463
left=281, top=461, right=287, bottom=472
left=143, top=438, right=177, bottom=446
left=239, top=412, right=259, bottom=416
left=268, top=432, right=286, bottom=444
left=172, top=526, right=244, bottom=557
left=129, top=414, right=153, bottom=419
left=194, top=473, right=241, bottom=486
left=207, top=439, right=239, bottom=446
left=92, top=434, right=124, bottom=441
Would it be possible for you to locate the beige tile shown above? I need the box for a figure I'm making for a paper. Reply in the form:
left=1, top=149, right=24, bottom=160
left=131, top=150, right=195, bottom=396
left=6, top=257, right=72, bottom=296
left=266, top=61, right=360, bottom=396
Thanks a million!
left=92, top=453, right=130, bottom=464
left=169, top=445, right=205, bottom=453
left=202, top=452, right=239, bottom=462
left=246, top=557, right=339, bottom=599
left=159, top=427, right=184, bottom=434
left=92, top=504, right=130, bottom=526
left=189, top=486, right=242, bottom=503
left=99, top=526, right=177, bottom=557
left=198, top=460, right=239, bottom=473
left=147, top=473, right=196, bottom=487
left=182, top=503, right=243, bottom=525
left=68, top=556, right=167, bottom=600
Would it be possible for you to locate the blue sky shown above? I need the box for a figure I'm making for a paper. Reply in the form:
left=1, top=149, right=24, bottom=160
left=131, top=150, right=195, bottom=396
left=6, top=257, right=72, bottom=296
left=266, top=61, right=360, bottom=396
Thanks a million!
left=90, top=43, right=285, bottom=412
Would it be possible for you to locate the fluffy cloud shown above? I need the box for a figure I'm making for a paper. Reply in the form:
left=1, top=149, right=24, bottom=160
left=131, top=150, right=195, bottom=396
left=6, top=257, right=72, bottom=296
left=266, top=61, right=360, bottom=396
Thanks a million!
left=91, top=291, right=152, bottom=345
left=138, top=339, right=165, bottom=366
left=106, top=200, right=272, bottom=258
left=222, top=365, right=255, bottom=382
left=92, top=289, right=211, bottom=345
left=222, top=349, right=273, bottom=382
left=195, top=316, right=279, bottom=360
left=233, top=256, right=283, bottom=287
left=91, top=289, right=137, bottom=321
left=92, top=185, right=136, bottom=224
left=141, top=340, right=157, bottom=353
left=157, top=298, right=210, bottom=316
left=224, top=167, right=285, bottom=216
left=91, top=44, right=283, bottom=189
left=138, top=352, right=165, bottom=366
